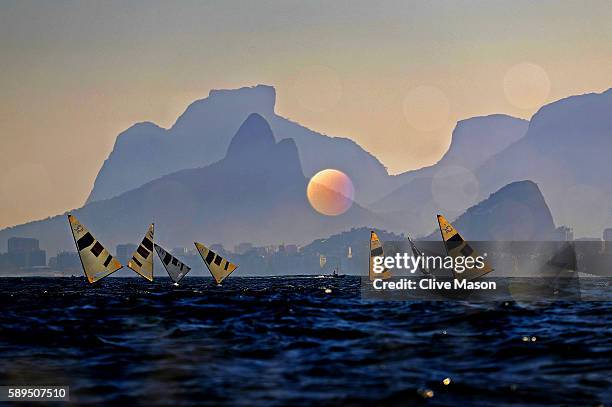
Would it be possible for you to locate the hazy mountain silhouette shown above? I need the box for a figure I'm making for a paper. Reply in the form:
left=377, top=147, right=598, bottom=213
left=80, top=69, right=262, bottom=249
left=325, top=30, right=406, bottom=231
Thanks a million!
left=0, top=114, right=386, bottom=255
left=394, top=114, right=528, bottom=185
left=87, top=85, right=529, bottom=212
left=87, top=85, right=395, bottom=206
left=476, top=88, right=612, bottom=237
left=6, top=85, right=607, bottom=256
left=424, top=180, right=556, bottom=241
left=372, top=115, right=529, bottom=235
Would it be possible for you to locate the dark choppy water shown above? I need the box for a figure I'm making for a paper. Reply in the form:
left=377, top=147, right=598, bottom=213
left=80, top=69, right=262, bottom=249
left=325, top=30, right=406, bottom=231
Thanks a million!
left=0, top=277, right=610, bottom=406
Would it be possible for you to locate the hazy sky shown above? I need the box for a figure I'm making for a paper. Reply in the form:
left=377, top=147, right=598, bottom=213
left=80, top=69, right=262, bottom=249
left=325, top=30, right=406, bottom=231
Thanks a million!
left=1, top=0, right=612, bottom=229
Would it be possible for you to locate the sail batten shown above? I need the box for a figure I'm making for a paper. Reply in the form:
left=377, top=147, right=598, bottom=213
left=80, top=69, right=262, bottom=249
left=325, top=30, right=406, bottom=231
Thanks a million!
left=154, top=244, right=192, bottom=283
left=67, top=214, right=122, bottom=283
left=195, top=242, right=237, bottom=284
left=128, top=223, right=155, bottom=281
left=369, top=231, right=391, bottom=281
left=437, top=214, right=493, bottom=280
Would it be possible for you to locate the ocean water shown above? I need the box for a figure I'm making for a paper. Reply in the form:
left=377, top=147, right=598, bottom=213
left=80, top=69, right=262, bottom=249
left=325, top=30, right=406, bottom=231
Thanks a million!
left=0, top=277, right=610, bottom=406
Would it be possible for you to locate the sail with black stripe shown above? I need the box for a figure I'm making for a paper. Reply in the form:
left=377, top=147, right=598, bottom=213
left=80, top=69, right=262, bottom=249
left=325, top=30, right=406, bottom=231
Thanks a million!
left=369, top=231, right=391, bottom=281
left=154, top=243, right=192, bottom=283
left=67, top=214, right=122, bottom=283
left=437, top=214, right=493, bottom=280
left=194, top=242, right=237, bottom=284
left=128, top=223, right=155, bottom=281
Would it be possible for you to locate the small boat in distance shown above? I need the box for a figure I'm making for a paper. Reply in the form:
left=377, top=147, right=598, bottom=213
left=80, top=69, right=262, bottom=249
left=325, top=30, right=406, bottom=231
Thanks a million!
left=67, top=214, right=122, bottom=283
left=127, top=223, right=155, bottom=282
left=155, top=243, right=192, bottom=285
left=331, top=265, right=345, bottom=278
left=194, top=242, right=238, bottom=284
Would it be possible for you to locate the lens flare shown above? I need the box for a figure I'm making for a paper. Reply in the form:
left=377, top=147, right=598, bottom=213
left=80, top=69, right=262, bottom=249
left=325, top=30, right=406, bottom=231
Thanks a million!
left=307, top=169, right=355, bottom=216
left=503, top=62, right=550, bottom=109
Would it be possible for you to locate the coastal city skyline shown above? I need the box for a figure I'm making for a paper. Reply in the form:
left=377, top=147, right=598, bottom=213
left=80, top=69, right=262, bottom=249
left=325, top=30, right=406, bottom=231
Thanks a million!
left=3, top=224, right=612, bottom=277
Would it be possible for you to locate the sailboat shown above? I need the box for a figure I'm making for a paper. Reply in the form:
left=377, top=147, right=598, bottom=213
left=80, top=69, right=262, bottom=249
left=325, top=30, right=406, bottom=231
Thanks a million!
left=369, top=231, right=392, bottom=281
left=127, top=223, right=155, bottom=281
left=437, top=214, right=493, bottom=280
left=329, top=246, right=353, bottom=278
left=331, top=261, right=346, bottom=278
left=67, top=214, right=122, bottom=283
left=317, top=254, right=327, bottom=278
left=154, top=244, right=192, bottom=285
left=406, top=234, right=431, bottom=276
left=194, top=242, right=238, bottom=284
left=319, top=254, right=327, bottom=269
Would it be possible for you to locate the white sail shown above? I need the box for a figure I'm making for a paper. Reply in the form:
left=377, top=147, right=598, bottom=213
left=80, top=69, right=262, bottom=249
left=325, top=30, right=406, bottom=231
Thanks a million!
left=128, top=223, right=155, bottom=281
left=154, top=244, right=192, bottom=283
left=67, top=214, right=122, bottom=283
left=347, top=246, right=352, bottom=259
left=194, top=242, right=237, bottom=284
left=319, top=254, right=327, bottom=268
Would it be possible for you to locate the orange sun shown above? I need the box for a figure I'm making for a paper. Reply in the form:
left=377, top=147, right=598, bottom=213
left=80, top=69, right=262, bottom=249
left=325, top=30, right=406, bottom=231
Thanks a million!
left=307, top=169, right=355, bottom=216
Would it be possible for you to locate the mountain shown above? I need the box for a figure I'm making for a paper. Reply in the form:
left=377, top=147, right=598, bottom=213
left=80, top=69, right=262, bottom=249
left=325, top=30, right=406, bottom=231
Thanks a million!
left=371, top=115, right=529, bottom=235
left=424, top=180, right=556, bottom=241
left=0, top=114, right=387, bottom=255
left=476, top=88, right=612, bottom=237
left=393, top=114, right=528, bottom=184
left=87, top=85, right=394, bottom=206
left=86, top=85, right=529, bottom=236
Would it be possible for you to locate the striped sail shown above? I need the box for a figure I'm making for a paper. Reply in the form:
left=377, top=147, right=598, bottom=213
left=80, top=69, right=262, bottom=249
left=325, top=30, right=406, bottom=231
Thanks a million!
left=437, top=214, right=493, bottom=280
left=194, top=242, right=237, bottom=284
left=369, top=231, right=391, bottom=281
left=154, top=244, right=191, bottom=283
left=67, top=214, right=122, bottom=283
left=128, top=223, right=155, bottom=281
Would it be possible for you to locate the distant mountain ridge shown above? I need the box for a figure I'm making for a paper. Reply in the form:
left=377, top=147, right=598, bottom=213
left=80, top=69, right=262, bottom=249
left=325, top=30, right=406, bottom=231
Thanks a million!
left=476, top=88, right=612, bottom=237
left=5, top=85, right=608, bottom=258
left=87, top=85, right=394, bottom=206
left=375, top=88, right=612, bottom=238
left=87, top=85, right=529, bottom=213
left=424, top=180, right=556, bottom=241
left=372, top=114, right=529, bottom=235
left=0, top=114, right=386, bottom=255
left=393, top=114, right=528, bottom=185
